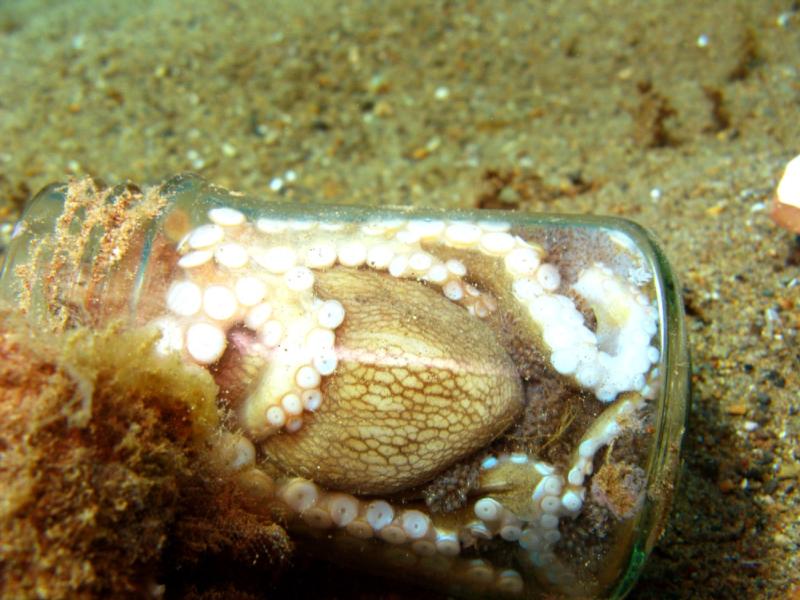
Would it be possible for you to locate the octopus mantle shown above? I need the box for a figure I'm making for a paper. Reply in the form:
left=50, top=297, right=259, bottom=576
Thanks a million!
left=263, top=268, right=522, bottom=495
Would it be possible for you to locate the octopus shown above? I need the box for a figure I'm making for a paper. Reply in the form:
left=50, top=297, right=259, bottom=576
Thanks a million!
left=4, top=175, right=666, bottom=598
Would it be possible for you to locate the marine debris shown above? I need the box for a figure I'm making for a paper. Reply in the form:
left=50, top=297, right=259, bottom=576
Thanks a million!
left=0, top=174, right=687, bottom=598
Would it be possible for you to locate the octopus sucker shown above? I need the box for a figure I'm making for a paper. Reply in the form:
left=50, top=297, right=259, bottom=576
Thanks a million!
left=0, top=175, right=687, bottom=598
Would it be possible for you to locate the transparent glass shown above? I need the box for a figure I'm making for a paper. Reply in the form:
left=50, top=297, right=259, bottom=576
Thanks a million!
left=0, top=174, right=689, bottom=599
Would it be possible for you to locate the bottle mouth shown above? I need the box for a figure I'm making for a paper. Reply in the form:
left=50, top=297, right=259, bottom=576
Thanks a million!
left=0, top=179, right=165, bottom=331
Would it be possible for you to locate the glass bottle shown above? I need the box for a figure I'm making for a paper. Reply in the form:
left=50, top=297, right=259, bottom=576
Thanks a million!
left=0, top=173, right=689, bottom=599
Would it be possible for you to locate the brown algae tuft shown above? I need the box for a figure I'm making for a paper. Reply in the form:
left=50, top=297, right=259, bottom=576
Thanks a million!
left=0, top=313, right=290, bottom=599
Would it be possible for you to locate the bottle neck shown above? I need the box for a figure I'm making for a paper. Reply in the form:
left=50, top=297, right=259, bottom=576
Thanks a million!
left=0, top=179, right=167, bottom=333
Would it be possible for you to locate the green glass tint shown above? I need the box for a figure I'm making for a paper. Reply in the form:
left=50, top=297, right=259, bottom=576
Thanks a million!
left=0, top=174, right=689, bottom=599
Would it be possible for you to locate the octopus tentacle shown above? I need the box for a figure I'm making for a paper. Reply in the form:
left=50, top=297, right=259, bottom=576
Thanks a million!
left=470, top=395, right=643, bottom=571
left=205, top=400, right=642, bottom=591
left=261, top=267, right=522, bottom=495
left=145, top=197, right=662, bottom=596
left=160, top=207, right=659, bottom=437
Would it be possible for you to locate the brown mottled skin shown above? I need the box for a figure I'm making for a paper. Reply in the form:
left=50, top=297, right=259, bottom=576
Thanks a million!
left=262, top=268, right=524, bottom=495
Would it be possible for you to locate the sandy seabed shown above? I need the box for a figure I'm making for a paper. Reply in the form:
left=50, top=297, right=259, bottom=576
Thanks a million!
left=0, top=1, right=798, bottom=598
